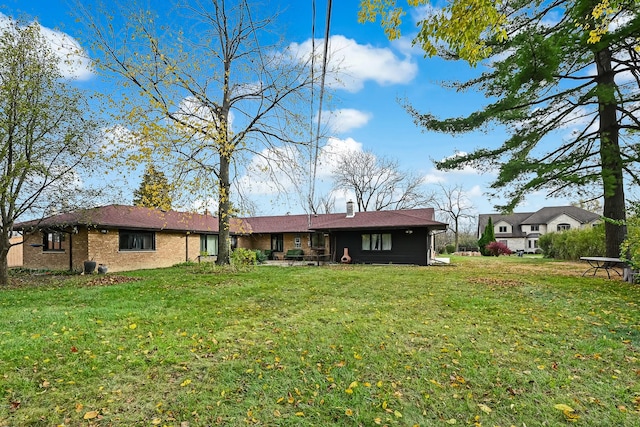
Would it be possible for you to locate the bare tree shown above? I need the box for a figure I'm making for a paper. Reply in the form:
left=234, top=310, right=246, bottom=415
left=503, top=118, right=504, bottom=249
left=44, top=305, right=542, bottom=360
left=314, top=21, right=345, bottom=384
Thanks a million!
left=0, top=19, right=98, bottom=285
left=79, top=0, right=317, bottom=264
left=433, top=183, right=476, bottom=252
left=332, top=150, right=431, bottom=211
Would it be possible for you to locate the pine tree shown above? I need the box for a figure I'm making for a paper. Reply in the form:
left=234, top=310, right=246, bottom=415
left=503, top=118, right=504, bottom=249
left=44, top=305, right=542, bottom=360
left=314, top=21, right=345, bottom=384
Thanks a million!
left=133, top=164, right=173, bottom=210
left=406, top=0, right=639, bottom=258
left=478, top=217, right=496, bottom=257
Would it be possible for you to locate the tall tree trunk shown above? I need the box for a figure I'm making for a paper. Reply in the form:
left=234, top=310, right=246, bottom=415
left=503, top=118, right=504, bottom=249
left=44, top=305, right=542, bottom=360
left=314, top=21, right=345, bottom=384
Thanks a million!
left=217, top=152, right=232, bottom=265
left=595, top=46, right=627, bottom=257
left=0, top=233, right=9, bottom=286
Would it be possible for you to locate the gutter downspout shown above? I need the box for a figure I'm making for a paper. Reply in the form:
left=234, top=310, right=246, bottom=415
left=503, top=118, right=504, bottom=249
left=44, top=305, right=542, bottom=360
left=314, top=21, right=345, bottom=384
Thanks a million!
left=69, top=231, right=73, bottom=272
left=186, top=232, right=190, bottom=262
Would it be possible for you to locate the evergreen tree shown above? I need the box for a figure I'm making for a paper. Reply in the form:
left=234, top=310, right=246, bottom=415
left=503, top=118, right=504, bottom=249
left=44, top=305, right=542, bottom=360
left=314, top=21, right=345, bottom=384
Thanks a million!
left=362, top=0, right=639, bottom=258
left=478, top=217, right=496, bottom=256
left=133, top=164, right=173, bottom=210
left=408, top=0, right=639, bottom=258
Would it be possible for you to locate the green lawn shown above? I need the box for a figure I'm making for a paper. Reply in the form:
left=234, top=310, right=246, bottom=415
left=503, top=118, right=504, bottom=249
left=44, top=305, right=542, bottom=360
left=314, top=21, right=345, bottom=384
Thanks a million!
left=1, top=256, right=639, bottom=426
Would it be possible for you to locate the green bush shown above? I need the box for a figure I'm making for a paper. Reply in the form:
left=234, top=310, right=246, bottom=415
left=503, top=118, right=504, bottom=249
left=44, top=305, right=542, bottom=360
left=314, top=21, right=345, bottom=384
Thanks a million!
left=539, top=225, right=605, bottom=260
left=445, top=244, right=456, bottom=254
left=254, top=250, right=268, bottom=264
left=231, top=248, right=257, bottom=266
left=621, top=211, right=640, bottom=270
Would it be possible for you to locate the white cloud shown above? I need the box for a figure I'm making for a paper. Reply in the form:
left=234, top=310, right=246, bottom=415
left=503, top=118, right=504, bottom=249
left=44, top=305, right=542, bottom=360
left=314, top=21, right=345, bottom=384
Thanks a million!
left=316, top=137, right=363, bottom=178
left=288, top=35, right=418, bottom=93
left=38, top=25, right=93, bottom=81
left=237, top=136, right=365, bottom=198
left=99, top=125, right=141, bottom=153
left=0, top=13, right=93, bottom=81
left=423, top=152, right=493, bottom=184
left=320, top=109, right=371, bottom=134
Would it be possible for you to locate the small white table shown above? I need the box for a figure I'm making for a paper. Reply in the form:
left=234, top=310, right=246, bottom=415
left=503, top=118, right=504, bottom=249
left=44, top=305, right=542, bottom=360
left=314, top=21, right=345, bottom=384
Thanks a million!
left=580, top=257, right=626, bottom=278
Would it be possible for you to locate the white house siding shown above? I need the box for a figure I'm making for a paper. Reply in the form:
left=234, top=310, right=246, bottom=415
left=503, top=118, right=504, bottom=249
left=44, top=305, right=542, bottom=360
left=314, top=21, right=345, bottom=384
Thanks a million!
left=547, top=214, right=586, bottom=233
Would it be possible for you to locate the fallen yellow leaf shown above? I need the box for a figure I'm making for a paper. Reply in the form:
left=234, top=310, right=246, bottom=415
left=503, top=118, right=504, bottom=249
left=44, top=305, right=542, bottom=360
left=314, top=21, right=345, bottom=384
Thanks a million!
left=83, top=410, right=99, bottom=420
left=478, top=403, right=492, bottom=413
left=554, top=404, right=574, bottom=412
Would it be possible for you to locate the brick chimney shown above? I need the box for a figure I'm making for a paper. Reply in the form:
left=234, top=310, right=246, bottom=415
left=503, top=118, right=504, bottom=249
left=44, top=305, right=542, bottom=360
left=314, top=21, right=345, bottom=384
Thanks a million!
left=346, top=200, right=355, bottom=218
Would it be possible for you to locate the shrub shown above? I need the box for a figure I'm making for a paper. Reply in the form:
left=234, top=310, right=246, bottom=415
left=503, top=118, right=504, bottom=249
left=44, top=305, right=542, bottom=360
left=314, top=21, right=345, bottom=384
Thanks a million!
left=231, top=248, right=257, bottom=267
left=254, top=250, right=268, bottom=264
left=621, top=210, right=640, bottom=270
left=445, top=244, right=456, bottom=254
left=485, top=241, right=513, bottom=257
left=539, top=225, right=605, bottom=260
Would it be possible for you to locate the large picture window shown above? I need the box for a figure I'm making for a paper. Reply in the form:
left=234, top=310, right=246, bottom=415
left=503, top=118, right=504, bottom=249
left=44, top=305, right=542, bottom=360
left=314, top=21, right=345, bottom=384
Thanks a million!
left=200, top=234, right=218, bottom=256
left=43, top=231, right=64, bottom=251
left=119, top=230, right=155, bottom=251
left=362, top=233, right=392, bottom=251
left=271, top=234, right=284, bottom=252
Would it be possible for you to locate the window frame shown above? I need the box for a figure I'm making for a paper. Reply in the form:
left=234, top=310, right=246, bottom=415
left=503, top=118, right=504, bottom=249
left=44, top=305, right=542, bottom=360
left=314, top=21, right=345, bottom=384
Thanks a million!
left=271, top=233, right=284, bottom=252
left=498, top=226, right=508, bottom=233
left=200, top=234, right=219, bottom=256
left=119, top=230, right=156, bottom=251
left=43, top=231, right=65, bottom=252
left=361, top=233, right=392, bottom=251
left=557, top=223, right=571, bottom=231
left=530, top=224, right=540, bottom=232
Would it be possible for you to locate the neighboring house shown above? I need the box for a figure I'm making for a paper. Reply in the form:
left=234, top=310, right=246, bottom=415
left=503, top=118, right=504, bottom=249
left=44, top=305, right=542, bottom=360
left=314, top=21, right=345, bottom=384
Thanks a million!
left=16, top=202, right=448, bottom=272
left=477, top=206, right=601, bottom=253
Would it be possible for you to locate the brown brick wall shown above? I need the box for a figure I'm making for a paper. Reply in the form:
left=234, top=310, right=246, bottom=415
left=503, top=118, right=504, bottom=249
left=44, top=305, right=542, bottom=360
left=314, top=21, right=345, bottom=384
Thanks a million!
left=22, top=229, right=86, bottom=271
left=238, top=234, right=271, bottom=250
left=88, top=230, right=200, bottom=273
left=23, top=228, right=201, bottom=273
left=237, top=232, right=329, bottom=259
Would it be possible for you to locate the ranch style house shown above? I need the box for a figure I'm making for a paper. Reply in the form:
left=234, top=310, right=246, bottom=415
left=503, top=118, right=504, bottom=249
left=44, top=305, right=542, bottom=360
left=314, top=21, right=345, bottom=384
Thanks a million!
left=17, top=202, right=448, bottom=272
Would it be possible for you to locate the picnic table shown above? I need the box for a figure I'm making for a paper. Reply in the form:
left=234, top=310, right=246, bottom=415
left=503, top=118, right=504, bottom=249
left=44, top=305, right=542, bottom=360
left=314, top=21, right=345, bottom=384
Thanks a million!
left=580, top=257, right=626, bottom=278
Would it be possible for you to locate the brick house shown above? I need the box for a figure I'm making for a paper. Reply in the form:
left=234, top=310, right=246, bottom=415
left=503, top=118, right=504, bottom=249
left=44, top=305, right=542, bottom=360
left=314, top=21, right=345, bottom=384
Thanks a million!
left=17, top=202, right=448, bottom=272
left=17, top=205, right=221, bottom=273
left=477, top=206, right=601, bottom=253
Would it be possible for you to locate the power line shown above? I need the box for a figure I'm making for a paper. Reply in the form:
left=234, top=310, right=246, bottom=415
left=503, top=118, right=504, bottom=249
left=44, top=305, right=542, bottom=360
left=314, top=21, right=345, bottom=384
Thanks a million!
left=309, top=0, right=332, bottom=219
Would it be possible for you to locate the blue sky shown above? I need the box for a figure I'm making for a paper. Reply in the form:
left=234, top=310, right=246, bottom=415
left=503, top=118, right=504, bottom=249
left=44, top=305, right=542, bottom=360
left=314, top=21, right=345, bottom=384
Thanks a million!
left=5, top=0, right=578, bottom=223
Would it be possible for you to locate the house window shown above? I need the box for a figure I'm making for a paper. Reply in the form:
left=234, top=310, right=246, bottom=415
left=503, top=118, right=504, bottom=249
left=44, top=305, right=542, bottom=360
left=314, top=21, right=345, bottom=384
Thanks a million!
left=498, top=226, right=507, bottom=233
left=271, top=234, right=283, bottom=252
left=557, top=223, right=571, bottom=231
left=43, top=231, right=64, bottom=251
left=294, top=235, right=302, bottom=248
left=531, top=225, right=539, bottom=231
left=311, top=232, right=325, bottom=248
left=119, top=230, right=155, bottom=251
left=362, top=233, right=392, bottom=251
left=200, top=234, right=218, bottom=256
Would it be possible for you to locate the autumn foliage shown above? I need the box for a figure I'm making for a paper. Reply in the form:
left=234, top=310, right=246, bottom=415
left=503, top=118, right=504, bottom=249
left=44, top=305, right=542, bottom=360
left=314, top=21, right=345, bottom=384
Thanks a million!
left=484, top=241, right=513, bottom=257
